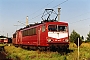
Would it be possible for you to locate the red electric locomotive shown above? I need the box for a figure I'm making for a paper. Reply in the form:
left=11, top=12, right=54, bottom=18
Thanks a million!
left=13, top=9, right=69, bottom=51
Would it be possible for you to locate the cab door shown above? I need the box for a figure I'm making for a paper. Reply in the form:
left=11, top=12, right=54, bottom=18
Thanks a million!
left=40, top=25, right=48, bottom=46
left=37, top=26, right=41, bottom=46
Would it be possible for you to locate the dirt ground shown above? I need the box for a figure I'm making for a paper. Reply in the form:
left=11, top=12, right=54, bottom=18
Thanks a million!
left=0, top=46, right=11, bottom=60
left=0, top=52, right=7, bottom=60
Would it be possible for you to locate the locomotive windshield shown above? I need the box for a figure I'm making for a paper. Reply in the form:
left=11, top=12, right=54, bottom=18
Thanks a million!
left=48, top=25, right=67, bottom=32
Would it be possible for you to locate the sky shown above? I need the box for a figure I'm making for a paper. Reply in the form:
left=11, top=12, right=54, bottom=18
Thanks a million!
left=0, top=0, right=90, bottom=39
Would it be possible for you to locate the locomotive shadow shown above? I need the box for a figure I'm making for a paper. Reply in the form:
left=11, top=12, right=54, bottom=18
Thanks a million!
left=37, top=48, right=74, bottom=55
left=57, top=49, right=73, bottom=55
left=19, top=46, right=73, bottom=55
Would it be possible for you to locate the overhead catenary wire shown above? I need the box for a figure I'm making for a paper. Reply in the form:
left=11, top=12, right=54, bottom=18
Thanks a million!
left=29, top=0, right=55, bottom=17
left=15, top=0, right=68, bottom=24
left=16, top=0, right=90, bottom=27
left=29, top=0, right=55, bottom=21
left=53, top=0, right=68, bottom=8
left=15, top=0, right=55, bottom=25
left=30, top=0, right=68, bottom=21
left=63, top=12, right=90, bottom=21
left=30, top=13, right=43, bottom=21
left=70, top=18, right=90, bottom=24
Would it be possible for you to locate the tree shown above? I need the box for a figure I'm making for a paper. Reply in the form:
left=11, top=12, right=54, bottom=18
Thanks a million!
left=70, top=30, right=80, bottom=42
left=86, top=31, right=90, bottom=42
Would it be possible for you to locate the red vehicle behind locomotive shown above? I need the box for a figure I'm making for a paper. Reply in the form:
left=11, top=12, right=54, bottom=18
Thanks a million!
left=12, top=9, right=69, bottom=51
left=0, top=36, right=8, bottom=43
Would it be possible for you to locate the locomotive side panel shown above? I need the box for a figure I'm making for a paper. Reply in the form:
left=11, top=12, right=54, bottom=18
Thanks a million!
left=21, top=27, right=38, bottom=46
left=22, top=35, right=37, bottom=46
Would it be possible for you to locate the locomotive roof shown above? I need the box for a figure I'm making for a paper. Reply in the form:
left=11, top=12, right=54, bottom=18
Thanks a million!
left=18, top=20, right=68, bottom=31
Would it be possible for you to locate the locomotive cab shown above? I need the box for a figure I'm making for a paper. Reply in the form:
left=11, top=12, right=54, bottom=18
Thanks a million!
left=47, top=22, right=69, bottom=50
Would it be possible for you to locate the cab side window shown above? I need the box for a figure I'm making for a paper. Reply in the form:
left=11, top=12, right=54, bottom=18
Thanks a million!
left=42, top=25, right=45, bottom=32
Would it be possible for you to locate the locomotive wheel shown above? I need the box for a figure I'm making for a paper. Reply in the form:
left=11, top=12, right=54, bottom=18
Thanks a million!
left=38, top=47, right=46, bottom=51
left=46, top=47, right=50, bottom=51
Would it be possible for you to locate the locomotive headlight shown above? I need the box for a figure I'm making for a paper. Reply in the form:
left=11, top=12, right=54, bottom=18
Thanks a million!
left=48, top=39, right=51, bottom=42
left=65, top=39, right=68, bottom=42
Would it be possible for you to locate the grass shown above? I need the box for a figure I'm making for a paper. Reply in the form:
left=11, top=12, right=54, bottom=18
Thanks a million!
left=4, top=43, right=90, bottom=60
left=67, top=42, right=90, bottom=60
left=0, top=43, right=7, bottom=46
